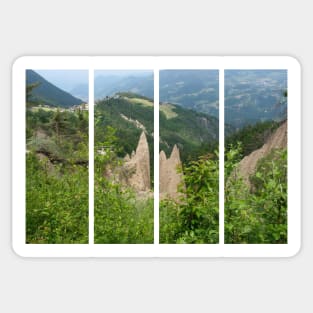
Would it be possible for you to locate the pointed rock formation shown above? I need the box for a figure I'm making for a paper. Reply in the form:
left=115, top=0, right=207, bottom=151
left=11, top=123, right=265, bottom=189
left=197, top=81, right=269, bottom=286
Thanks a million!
left=159, top=144, right=185, bottom=200
left=236, top=121, right=287, bottom=187
left=121, top=131, right=151, bottom=192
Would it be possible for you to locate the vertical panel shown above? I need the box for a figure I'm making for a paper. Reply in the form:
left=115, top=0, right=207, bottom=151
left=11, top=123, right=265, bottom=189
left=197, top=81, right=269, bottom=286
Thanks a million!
left=25, top=69, right=89, bottom=243
left=219, top=68, right=224, bottom=245
left=89, top=69, right=94, bottom=244
left=224, top=69, right=288, bottom=244
left=94, top=70, right=154, bottom=244
left=154, top=69, right=160, bottom=244
left=159, top=69, right=220, bottom=244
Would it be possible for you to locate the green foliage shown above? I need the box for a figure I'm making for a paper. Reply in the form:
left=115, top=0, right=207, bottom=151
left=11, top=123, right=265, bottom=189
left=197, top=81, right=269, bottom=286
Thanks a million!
left=26, top=82, right=41, bottom=107
left=116, top=91, right=152, bottom=101
left=160, top=153, right=219, bottom=244
left=225, top=120, right=280, bottom=157
left=94, top=178, right=154, bottom=244
left=26, top=153, right=88, bottom=243
left=95, top=93, right=219, bottom=169
left=225, top=145, right=287, bottom=244
left=26, top=104, right=89, bottom=243
left=95, top=95, right=154, bottom=178
left=94, top=127, right=153, bottom=244
left=26, top=108, right=89, bottom=163
left=159, top=104, right=219, bottom=163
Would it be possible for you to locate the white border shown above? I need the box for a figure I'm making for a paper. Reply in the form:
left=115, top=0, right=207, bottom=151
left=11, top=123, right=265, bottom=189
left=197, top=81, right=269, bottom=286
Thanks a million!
left=12, top=56, right=301, bottom=257
left=219, top=66, right=224, bottom=245
left=153, top=67, right=159, bottom=245
left=88, top=68, right=94, bottom=245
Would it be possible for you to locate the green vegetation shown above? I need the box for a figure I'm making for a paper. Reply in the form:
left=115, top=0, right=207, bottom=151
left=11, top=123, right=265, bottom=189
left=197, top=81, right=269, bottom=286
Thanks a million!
left=95, top=95, right=154, bottom=179
left=159, top=102, right=218, bottom=162
left=160, top=143, right=287, bottom=244
left=26, top=104, right=89, bottom=243
left=26, top=154, right=88, bottom=243
left=93, top=92, right=218, bottom=244
left=95, top=93, right=219, bottom=169
left=160, top=103, right=178, bottom=119
left=159, top=119, right=287, bottom=244
left=25, top=71, right=287, bottom=246
left=160, top=153, right=219, bottom=244
left=95, top=95, right=154, bottom=156
left=224, top=145, right=287, bottom=244
left=94, top=126, right=153, bottom=244
left=225, top=120, right=280, bottom=157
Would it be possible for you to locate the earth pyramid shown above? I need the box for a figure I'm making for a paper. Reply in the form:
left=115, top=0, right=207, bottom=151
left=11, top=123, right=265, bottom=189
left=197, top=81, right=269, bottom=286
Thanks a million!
left=122, top=131, right=150, bottom=192
left=159, top=144, right=185, bottom=200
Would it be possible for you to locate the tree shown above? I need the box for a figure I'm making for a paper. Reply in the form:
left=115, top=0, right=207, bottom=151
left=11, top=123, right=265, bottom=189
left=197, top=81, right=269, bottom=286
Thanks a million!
left=26, top=82, right=40, bottom=108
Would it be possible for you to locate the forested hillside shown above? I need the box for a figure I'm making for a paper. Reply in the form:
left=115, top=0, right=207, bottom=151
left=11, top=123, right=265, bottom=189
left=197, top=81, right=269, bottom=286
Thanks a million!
left=95, top=93, right=220, bottom=165
left=225, top=120, right=281, bottom=157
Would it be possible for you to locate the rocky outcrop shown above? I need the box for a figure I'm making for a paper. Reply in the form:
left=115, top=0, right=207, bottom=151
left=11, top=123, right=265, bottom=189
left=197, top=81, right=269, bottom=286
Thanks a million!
left=236, top=120, right=287, bottom=186
left=120, top=131, right=150, bottom=192
left=106, top=131, right=185, bottom=199
left=159, top=145, right=185, bottom=200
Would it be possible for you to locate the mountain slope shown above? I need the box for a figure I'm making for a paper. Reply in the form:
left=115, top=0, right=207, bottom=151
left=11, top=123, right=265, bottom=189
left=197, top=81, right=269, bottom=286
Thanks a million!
left=26, top=70, right=84, bottom=107
left=95, top=93, right=219, bottom=163
left=159, top=102, right=219, bottom=161
left=225, top=120, right=280, bottom=157
left=159, top=70, right=219, bottom=118
left=95, top=74, right=154, bottom=100
left=235, top=120, right=287, bottom=186
left=95, top=94, right=154, bottom=155
left=159, top=69, right=287, bottom=128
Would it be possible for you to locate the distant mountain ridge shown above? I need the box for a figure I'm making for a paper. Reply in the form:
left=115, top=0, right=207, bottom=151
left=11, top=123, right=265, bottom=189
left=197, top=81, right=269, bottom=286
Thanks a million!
left=159, top=70, right=287, bottom=128
left=26, top=70, right=84, bottom=107
left=95, top=74, right=154, bottom=100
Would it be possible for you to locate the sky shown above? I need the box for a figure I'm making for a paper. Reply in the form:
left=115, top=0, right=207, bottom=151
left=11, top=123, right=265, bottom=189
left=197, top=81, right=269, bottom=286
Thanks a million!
left=36, top=69, right=152, bottom=93
left=35, top=70, right=89, bottom=93
left=95, top=70, right=152, bottom=77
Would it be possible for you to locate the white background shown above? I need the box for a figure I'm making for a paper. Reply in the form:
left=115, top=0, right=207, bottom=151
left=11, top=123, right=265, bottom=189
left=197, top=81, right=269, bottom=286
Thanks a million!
left=0, top=0, right=311, bottom=312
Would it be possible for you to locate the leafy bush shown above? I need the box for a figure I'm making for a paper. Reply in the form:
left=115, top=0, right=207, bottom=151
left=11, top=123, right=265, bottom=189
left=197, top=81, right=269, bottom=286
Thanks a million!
left=26, top=108, right=89, bottom=244
left=225, top=145, right=287, bottom=244
left=94, top=126, right=154, bottom=244
left=26, top=153, right=88, bottom=243
left=160, top=152, right=219, bottom=244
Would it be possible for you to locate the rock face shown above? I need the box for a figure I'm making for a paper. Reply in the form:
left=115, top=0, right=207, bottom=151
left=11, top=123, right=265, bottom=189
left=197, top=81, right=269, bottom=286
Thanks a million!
left=108, top=131, right=185, bottom=199
left=121, top=131, right=150, bottom=192
left=159, top=145, right=185, bottom=200
left=236, top=121, right=287, bottom=186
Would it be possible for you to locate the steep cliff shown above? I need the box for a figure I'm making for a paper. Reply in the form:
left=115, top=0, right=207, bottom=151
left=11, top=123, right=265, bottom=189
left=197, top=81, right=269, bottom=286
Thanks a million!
left=236, top=120, right=287, bottom=186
